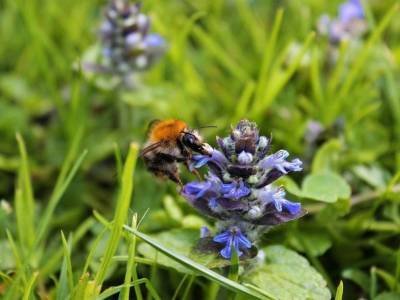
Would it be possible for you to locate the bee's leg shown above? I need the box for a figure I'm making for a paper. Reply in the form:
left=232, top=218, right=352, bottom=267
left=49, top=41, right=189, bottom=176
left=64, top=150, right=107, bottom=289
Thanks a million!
left=184, top=160, right=202, bottom=180
left=166, top=168, right=183, bottom=187
left=160, top=160, right=183, bottom=187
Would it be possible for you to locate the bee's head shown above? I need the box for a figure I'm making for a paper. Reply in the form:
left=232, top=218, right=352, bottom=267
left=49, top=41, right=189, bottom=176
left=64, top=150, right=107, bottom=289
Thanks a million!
left=181, top=130, right=210, bottom=155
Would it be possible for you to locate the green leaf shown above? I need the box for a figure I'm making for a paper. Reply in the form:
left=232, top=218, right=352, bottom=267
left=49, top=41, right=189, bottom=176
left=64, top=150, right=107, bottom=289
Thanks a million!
left=137, top=228, right=228, bottom=274
left=136, top=229, right=195, bottom=272
left=311, top=139, right=342, bottom=173
left=302, top=172, right=351, bottom=203
left=288, top=228, right=332, bottom=257
left=163, top=195, right=183, bottom=224
left=181, top=215, right=209, bottom=229
left=374, top=292, right=400, bottom=300
left=316, top=198, right=351, bottom=221
left=342, top=268, right=370, bottom=293
left=352, top=164, right=389, bottom=189
left=242, top=245, right=331, bottom=300
left=276, top=177, right=303, bottom=197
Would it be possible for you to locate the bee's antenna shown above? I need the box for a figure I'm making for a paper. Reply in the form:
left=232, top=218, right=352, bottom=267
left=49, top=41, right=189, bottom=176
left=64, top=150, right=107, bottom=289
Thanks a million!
left=198, top=125, right=217, bottom=129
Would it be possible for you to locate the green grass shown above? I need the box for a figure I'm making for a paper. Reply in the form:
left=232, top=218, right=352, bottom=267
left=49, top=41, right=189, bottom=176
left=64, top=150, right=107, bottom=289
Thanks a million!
left=0, top=0, right=400, bottom=299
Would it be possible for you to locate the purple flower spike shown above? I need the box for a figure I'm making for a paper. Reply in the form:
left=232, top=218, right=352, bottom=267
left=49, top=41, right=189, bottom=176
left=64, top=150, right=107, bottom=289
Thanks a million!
left=200, top=226, right=211, bottom=238
left=259, top=150, right=303, bottom=174
left=181, top=119, right=305, bottom=260
left=191, top=154, right=213, bottom=169
left=181, top=181, right=214, bottom=200
left=98, top=0, right=166, bottom=75
left=191, top=149, right=228, bottom=177
left=238, top=151, right=253, bottom=165
left=339, top=0, right=364, bottom=23
left=144, top=34, right=166, bottom=48
left=221, top=180, right=251, bottom=200
left=258, top=187, right=301, bottom=215
left=317, top=0, right=367, bottom=44
left=213, top=227, right=252, bottom=259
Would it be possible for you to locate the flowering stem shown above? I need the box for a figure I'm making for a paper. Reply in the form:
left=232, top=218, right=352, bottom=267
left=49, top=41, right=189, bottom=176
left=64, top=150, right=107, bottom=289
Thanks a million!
left=172, top=274, right=189, bottom=300
left=182, top=276, right=195, bottom=300
left=182, top=120, right=305, bottom=260
left=228, top=246, right=239, bottom=282
left=118, top=91, right=130, bottom=132
left=305, top=184, right=400, bottom=214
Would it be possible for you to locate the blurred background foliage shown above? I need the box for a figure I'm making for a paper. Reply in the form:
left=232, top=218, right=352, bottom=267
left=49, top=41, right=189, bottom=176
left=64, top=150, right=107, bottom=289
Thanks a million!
left=0, top=0, right=400, bottom=299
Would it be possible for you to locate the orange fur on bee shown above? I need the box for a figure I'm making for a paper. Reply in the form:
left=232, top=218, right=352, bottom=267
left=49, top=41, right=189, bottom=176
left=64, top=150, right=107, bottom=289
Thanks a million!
left=149, top=119, right=187, bottom=142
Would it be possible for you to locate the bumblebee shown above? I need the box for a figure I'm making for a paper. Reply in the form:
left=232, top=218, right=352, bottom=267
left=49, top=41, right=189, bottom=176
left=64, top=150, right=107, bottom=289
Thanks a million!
left=141, top=119, right=210, bottom=185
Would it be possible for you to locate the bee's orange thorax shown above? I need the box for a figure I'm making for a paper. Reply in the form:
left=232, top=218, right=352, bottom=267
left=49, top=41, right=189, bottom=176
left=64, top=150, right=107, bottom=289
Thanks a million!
left=149, top=119, right=187, bottom=142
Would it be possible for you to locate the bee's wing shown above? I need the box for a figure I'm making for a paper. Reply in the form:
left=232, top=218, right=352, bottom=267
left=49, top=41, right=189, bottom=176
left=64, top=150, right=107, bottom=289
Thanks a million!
left=140, top=141, right=164, bottom=157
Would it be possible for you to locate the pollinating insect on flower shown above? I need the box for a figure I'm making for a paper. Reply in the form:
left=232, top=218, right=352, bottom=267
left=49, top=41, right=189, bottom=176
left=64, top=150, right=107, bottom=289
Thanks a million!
left=318, top=0, right=367, bottom=45
left=82, top=0, right=166, bottom=88
left=181, top=119, right=306, bottom=259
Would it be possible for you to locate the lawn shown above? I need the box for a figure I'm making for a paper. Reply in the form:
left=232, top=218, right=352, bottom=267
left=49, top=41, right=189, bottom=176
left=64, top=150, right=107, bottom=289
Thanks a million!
left=0, top=0, right=399, bottom=299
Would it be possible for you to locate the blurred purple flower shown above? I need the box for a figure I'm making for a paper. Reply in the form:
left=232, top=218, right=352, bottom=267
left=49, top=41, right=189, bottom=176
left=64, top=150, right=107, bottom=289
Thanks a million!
left=339, top=0, right=364, bottom=22
left=98, top=0, right=166, bottom=74
left=318, top=0, right=367, bottom=44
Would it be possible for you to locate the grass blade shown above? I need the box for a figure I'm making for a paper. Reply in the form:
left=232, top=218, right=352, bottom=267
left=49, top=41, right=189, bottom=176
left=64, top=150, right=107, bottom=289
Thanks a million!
left=234, top=0, right=265, bottom=54
left=22, top=272, right=38, bottom=300
left=96, top=280, right=160, bottom=300
left=56, top=232, right=74, bottom=300
left=113, top=142, right=123, bottom=183
left=4, top=230, right=25, bottom=300
left=16, top=133, right=35, bottom=250
left=191, top=26, right=249, bottom=82
left=335, top=281, right=344, bottom=300
left=254, top=8, right=284, bottom=105
left=338, top=3, right=399, bottom=98
left=310, top=46, right=324, bottom=107
left=62, top=232, right=74, bottom=292
left=121, top=214, right=142, bottom=300
left=232, top=80, right=255, bottom=123
left=36, top=149, right=88, bottom=247
left=81, top=225, right=108, bottom=277
left=40, top=217, right=95, bottom=278
left=182, top=275, right=195, bottom=300
left=251, top=32, right=315, bottom=119
left=172, top=274, right=188, bottom=300
left=94, top=143, right=139, bottom=288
